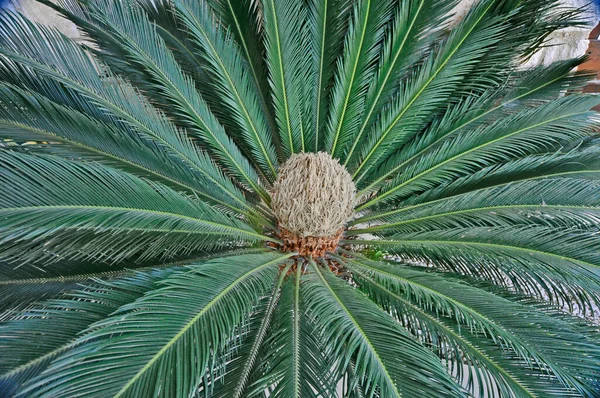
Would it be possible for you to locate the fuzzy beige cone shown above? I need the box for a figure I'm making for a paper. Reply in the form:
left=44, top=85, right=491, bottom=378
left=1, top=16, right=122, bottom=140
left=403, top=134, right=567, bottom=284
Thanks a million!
left=271, top=152, right=355, bottom=257
left=271, top=152, right=356, bottom=237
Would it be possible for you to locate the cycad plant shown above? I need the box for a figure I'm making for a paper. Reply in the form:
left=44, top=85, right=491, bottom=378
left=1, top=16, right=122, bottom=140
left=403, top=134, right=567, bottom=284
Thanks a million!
left=1, top=0, right=600, bottom=396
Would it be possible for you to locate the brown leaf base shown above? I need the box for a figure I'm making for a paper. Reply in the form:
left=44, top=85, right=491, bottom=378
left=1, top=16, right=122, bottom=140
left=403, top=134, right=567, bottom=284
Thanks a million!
left=278, top=226, right=343, bottom=258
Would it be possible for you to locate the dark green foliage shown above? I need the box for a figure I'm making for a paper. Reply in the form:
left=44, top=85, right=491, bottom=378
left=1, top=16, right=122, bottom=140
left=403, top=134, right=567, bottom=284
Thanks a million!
left=0, top=0, right=599, bottom=396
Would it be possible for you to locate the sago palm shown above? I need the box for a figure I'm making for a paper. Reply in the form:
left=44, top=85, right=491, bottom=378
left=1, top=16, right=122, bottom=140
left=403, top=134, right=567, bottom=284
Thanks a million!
left=0, top=0, right=600, bottom=396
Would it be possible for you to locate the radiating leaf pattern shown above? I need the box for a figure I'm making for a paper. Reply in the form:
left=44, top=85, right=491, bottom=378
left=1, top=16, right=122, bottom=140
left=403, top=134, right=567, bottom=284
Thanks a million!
left=0, top=0, right=599, bottom=397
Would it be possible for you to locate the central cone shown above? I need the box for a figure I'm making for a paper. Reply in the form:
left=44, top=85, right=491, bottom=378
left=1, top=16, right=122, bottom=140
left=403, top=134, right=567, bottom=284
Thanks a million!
left=271, top=152, right=356, bottom=257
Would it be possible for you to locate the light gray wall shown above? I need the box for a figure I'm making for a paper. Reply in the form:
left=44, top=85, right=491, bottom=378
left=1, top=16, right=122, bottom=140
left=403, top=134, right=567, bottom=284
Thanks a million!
left=452, top=0, right=600, bottom=67
left=12, top=0, right=81, bottom=42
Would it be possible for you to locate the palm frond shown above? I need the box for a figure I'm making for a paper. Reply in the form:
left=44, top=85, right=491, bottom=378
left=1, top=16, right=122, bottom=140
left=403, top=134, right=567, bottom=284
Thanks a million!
left=0, top=12, right=257, bottom=213
left=339, top=254, right=600, bottom=396
left=348, top=227, right=600, bottom=313
left=0, top=278, right=82, bottom=322
left=210, top=264, right=291, bottom=398
left=356, top=57, right=592, bottom=196
left=205, top=0, right=278, bottom=144
left=251, top=266, right=337, bottom=397
left=81, top=0, right=270, bottom=199
left=134, top=0, right=212, bottom=84
left=306, top=0, right=351, bottom=151
left=262, top=0, right=310, bottom=155
left=342, top=0, right=456, bottom=164
left=21, top=252, right=292, bottom=397
left=0, top=248, right=269, bottom=309
left=356, top=145, right=600, bottom=218
left=359, top=95, right=600, bottom=210
left=352, top=178, right=600, bottom=235
left=350, top=0, right=584, bottom=184
left=304, top=260, right=464, bottom=397
left=41, top=0, right=223, bottom=124
left=0, top=83, right=261, bottom=218
left=349, top=0, right=509, bottom=180
left=0, top=151, right=271, bottom=269
left=325, top=0, right=395, bottom=158
left=0, top=268, right=176, bottom=397
left=36, top=0, right=189, bottom=101
left=171, top=0, right=279, bottom=181
left=451, top=0, right=586, bottom=98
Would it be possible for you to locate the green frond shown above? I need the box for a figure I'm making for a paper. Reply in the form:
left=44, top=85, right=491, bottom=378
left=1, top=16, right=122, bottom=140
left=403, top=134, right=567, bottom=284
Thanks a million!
left=81, top=0, right=270, bottom=200
left=133, top=0, right=212, bottom=84
left=451, top=0, right=587, bottom=99
left=0, top=268, right=176, bottom=397
left=0, top=12, right=257, bottom=214
left=0, top=83, right=259, bottom=217
left=205, top=0, right=278, bottom=147
left=325, top=0, right=395, bottom=158
left=305, top=260, right=464, bottom=397
left=347, top=228, right=600, bottom=313
left=356, top=57, right=592, bottom=196
left=0, top=151, right=271, bottom=269
left=43, top=0, right=222, bottom=124
left=262, top=0, right=311, bottom=156
left=359, top=95, right=600, bottom=210
left=342, top=0, right=456, bottom=164
left=0, top=278, right=83, bottom=322
left=36, top=0, right=189, bottom=102
left=349, top=0, right=510, bottom=180
left=352, top=178, right=600, bottom=235
left=307, top=0, right=352, bottom=151
left=350, top=0, right=586, bottom=185
left=20, top=252, right=292, bottom=397
left=0, top=248, right=270, bottom=311
left=339, top=254, right=600, bottom=396
left=251, top=266, right=337, bottom=397
left=171, top=0, right=279, bottom=181
left=210, top=265, right=291, bottom=398
left=343, top=359, right=368, bottom=398
left=437, top=0, right=583, bottom=101
left=358, top=145, right=600, bottom=217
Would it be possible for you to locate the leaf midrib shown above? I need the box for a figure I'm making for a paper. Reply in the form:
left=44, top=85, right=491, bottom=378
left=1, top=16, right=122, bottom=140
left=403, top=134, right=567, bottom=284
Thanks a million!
left=350, top=239, right=600, bottom=270
left=330, top=0, right=371, bottom=157
left=314, top=0, right=329, bottom=151
left=0, top=205, right=273, bottom=242
left=357, top=110, right=589, bottom=211
left=351, top=204, right=600, bottom=234
left=310, top=260, right=401, bottom=398
left=232, top=264, right=290, bottom=398
left=267, top=0, right=294, bottom=155
left=113, top=253, right=293, bottom=397
left=352, top=0, right=496, bottom=181
left=346, top=261, right=537, bottom=398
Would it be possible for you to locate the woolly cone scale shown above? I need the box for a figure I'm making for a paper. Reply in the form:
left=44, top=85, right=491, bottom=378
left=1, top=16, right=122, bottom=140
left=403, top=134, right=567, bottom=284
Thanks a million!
left=271, top=152, right=355, bottom=257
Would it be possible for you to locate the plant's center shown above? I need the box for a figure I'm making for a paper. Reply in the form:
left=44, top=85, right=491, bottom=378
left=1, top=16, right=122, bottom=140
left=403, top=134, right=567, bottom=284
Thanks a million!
left=271, top=152, right=356, bottom=257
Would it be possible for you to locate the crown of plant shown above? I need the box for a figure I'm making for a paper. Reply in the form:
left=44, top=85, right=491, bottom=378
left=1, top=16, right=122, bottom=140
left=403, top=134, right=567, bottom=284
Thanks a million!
left=0, top=0, right=599, bottom=397
left=271, top=152, right=355, bottom=256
